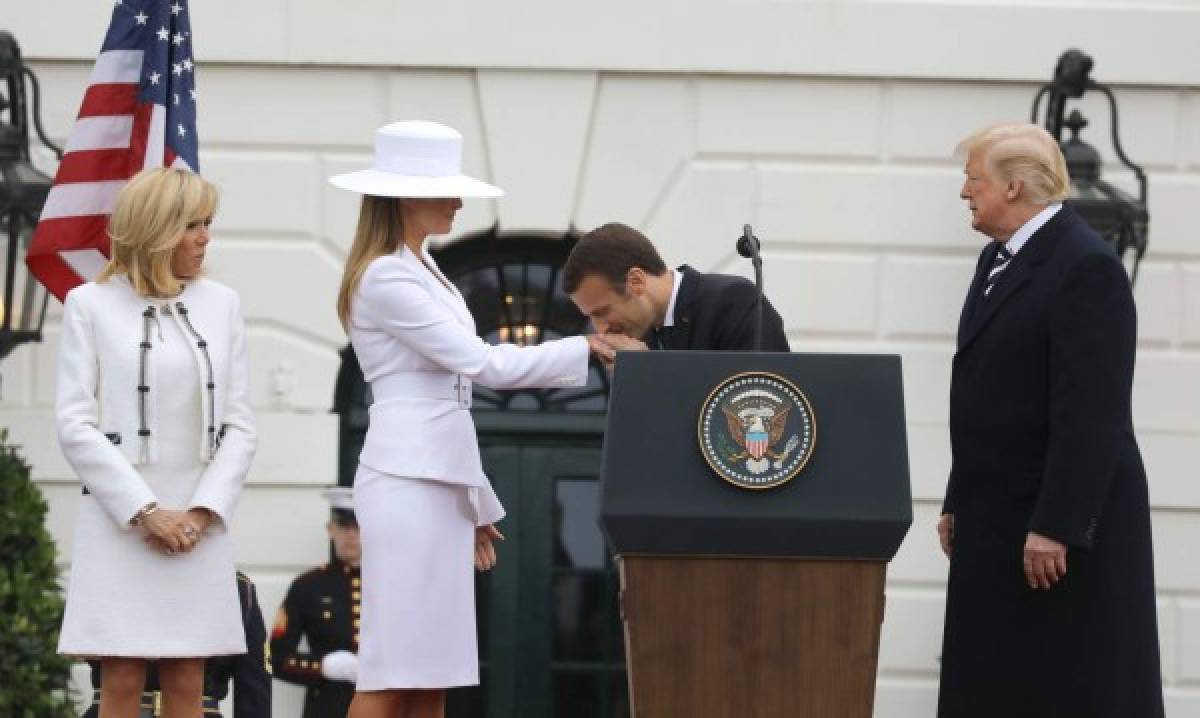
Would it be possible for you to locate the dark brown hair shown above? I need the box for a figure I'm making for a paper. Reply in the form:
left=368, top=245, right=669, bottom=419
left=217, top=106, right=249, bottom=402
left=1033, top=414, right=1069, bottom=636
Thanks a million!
left=563, top=222, right=667, bottom=294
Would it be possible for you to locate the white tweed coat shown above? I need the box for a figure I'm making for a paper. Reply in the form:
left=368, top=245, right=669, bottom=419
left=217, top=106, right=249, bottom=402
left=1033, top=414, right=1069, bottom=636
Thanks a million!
left=56, top=276, right=256, bottom=656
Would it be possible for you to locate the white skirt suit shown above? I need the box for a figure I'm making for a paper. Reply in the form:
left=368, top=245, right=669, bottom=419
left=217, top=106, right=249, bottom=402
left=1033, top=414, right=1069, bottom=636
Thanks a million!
left=348, top=246, right=588, bottom=689
left=56, top=277, right=256, bottom=657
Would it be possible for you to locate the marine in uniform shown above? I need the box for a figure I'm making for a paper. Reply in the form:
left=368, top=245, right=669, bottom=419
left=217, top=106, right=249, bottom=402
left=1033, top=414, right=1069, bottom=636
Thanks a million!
left=270, top=487, right=361, bottom=718
left=84, top=571, right=271, bottom=718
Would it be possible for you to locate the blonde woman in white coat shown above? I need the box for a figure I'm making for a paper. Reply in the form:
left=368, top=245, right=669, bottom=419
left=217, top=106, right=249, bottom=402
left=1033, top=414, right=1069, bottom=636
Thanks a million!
left=330, top=121, right=612, bottom=718
left=55, top=168, right=256, bottom=718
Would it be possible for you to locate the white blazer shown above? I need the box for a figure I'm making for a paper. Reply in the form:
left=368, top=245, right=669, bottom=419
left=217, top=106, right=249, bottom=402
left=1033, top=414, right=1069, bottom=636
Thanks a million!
left=56, top=276, right=257, bottom=528
left=349, top=246, right=588, bottom=494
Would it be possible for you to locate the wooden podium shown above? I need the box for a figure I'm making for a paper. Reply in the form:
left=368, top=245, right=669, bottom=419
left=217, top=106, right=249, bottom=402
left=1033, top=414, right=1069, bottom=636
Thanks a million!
left=600, top=352, right=912, bottom=717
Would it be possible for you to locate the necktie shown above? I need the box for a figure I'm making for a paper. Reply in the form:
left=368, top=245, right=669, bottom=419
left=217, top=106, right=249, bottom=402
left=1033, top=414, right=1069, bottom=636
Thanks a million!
left=982, top=245, right=1013, bottom=298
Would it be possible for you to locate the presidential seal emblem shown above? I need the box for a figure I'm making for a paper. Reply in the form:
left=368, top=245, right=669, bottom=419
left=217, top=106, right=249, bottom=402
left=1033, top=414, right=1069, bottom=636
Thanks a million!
left=697, top=372, right=816, bottom=489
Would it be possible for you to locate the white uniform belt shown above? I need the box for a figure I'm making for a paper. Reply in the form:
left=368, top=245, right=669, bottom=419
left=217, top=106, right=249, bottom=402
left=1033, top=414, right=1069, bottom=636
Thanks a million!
left=371, top=372, right=472, bottom=409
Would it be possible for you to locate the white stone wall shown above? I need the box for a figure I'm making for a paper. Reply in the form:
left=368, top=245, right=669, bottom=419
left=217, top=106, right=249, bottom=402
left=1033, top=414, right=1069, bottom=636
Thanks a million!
left=5, top=1, right=1199, bottom=715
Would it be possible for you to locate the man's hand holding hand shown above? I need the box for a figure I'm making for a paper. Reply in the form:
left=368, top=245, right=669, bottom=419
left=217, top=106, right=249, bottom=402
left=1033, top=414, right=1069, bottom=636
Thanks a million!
left=598, top=333, right=648, bottom=352
left=585, top=334, right=616, bottom=364
left=586, top=333, right=650, bottom=373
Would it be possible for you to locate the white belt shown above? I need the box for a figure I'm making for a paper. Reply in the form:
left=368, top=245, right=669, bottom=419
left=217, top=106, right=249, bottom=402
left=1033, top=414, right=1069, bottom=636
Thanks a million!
left=371, top=372, right=472, bottom=409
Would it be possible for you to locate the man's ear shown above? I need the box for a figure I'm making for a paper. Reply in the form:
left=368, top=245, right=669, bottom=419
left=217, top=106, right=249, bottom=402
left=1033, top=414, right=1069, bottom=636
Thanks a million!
left=626, top=267, right=647, bottom=295
left=1006, top=179, right=1024, bottom=202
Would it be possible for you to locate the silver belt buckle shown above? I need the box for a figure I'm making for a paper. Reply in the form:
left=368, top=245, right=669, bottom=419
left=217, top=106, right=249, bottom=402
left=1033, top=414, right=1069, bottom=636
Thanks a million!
left=454, top=375, right=471, bottom=409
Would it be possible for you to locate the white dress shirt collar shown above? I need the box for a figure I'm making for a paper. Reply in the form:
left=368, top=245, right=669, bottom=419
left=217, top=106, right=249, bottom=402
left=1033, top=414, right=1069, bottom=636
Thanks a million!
left=1005, top=203, right=1062, bottom=256
left=662, top=269, right=682, bottom=328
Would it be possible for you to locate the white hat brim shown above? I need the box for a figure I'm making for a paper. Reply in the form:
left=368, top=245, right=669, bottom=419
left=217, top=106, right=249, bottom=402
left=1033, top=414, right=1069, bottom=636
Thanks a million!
left=328, top=168, right=503, bottom=198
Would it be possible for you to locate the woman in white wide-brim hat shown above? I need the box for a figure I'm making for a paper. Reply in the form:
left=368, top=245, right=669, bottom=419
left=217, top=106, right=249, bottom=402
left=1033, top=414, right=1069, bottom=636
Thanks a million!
left=331, top=121, right=611, bottom=718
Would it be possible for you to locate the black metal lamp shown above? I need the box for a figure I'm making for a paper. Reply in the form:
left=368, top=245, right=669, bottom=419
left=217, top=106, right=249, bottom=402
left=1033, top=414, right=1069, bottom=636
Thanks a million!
left=0, top=31, right=60, bottom=360
left=1032, top=49, right=1149, bottom=284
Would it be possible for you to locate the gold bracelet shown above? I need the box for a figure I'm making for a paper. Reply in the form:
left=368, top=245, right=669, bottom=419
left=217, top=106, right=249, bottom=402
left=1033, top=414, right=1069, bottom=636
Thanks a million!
left=131, top=502, right=158, bottom=527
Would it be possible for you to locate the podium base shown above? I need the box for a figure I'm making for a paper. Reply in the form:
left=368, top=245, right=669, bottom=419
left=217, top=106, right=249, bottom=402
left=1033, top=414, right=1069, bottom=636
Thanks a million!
left=619, top=556, right=886, bottom=718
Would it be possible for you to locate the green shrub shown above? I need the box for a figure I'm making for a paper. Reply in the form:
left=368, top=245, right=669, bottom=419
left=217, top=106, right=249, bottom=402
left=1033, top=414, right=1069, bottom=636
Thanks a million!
left=0, top=429, right=75, bottom=717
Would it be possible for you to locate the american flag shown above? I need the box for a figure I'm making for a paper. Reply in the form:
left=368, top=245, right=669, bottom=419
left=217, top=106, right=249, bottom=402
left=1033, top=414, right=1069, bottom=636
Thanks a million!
left=25, top=0, right=199, bottom=302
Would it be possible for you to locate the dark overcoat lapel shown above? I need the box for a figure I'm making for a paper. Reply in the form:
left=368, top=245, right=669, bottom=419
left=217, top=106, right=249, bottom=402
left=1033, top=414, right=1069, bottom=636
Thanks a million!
left=956, top=207, right=1069, bottom=354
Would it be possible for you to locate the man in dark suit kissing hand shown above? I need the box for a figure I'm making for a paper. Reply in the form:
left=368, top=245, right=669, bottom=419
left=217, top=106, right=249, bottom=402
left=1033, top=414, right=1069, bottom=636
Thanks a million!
left=563, top=222, right=790, bottom=364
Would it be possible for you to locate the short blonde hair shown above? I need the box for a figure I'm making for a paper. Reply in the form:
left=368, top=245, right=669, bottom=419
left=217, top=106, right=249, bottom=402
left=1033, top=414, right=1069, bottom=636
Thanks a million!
left=955, top=123, right=1070, bottom=205
left=98, top=167, right=219, bottom=297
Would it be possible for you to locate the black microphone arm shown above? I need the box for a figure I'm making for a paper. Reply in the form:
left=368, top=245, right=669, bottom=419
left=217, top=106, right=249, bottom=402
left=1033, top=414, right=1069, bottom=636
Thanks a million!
left=736, top=224, right=764, bottom=351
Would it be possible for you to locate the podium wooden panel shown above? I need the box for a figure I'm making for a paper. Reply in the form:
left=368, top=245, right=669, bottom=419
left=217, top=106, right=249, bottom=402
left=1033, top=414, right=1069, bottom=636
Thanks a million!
left=619, top=557, right=886, bottom=717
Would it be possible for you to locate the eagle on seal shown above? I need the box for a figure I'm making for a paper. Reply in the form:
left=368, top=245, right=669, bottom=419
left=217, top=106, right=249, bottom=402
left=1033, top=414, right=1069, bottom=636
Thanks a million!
left=723, top=403, right=791, bottom=473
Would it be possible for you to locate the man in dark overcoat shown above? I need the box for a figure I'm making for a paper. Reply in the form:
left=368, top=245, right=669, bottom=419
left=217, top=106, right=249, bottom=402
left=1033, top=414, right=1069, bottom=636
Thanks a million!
left=936, top=122, right=1163, bottom=717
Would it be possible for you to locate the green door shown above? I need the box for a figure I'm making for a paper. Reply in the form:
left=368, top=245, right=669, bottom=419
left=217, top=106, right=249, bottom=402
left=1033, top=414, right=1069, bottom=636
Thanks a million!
left=446, top=416, right=629, bottom=718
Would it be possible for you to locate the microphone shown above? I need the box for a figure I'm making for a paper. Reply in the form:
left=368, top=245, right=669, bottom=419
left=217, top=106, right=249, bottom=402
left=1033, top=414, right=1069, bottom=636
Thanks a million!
left=736, top=224, right=761, bottom=258
left=735, top=224, right=764, bottom=351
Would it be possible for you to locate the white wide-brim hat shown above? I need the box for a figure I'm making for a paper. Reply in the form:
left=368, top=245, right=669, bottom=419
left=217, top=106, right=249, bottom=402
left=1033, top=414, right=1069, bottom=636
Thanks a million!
left=328, top=120, right=503, bottom=198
